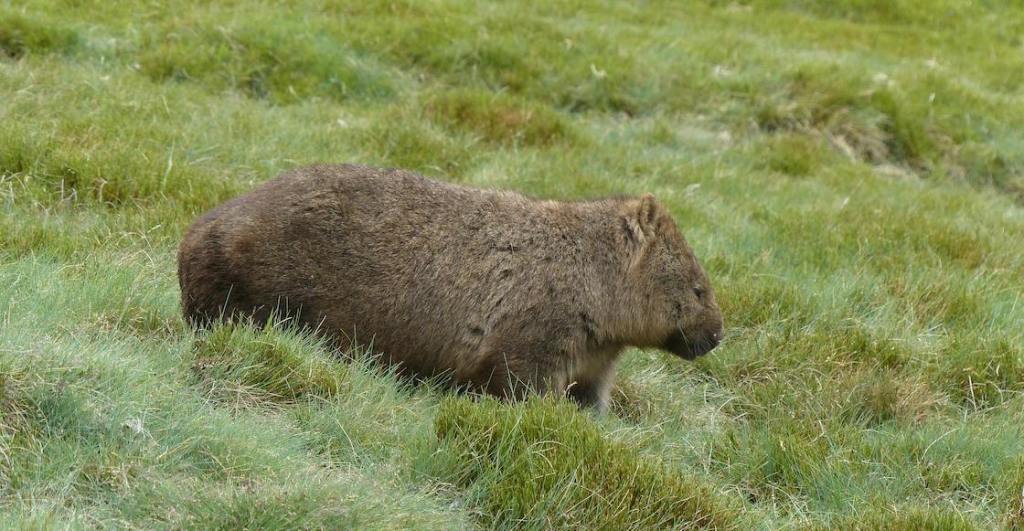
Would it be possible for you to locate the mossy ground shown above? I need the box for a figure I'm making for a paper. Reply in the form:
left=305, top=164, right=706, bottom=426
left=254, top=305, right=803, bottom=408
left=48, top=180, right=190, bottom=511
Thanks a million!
left=2, top=0, right=1023, bottom=528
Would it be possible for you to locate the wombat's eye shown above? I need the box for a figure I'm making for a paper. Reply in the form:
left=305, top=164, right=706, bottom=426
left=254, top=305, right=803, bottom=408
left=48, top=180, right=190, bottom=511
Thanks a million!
left=693, top=287, right=705, bottom=301
left=672, top=301, right=683, bottom=315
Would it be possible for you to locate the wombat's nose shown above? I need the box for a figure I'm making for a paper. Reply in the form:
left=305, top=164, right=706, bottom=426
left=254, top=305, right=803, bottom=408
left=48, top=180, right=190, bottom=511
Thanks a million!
left=708, top=332, right=721, bottom=349
left=707, top=328, right=724, bottom=350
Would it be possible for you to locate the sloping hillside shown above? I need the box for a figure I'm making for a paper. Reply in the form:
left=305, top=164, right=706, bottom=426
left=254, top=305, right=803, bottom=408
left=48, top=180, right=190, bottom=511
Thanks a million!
left=2, top=1, right=1023, bottom=527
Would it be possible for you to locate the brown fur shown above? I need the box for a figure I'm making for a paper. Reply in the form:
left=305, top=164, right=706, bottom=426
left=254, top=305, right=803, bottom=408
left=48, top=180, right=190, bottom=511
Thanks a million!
left=178, top=164, right=723, bottom=411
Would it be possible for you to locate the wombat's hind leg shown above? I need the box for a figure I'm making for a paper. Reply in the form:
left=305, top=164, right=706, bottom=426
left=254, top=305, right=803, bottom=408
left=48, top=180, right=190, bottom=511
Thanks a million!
left=181, top=277, right=270, bottom=330
left=475, top=353, right=565, bottom=402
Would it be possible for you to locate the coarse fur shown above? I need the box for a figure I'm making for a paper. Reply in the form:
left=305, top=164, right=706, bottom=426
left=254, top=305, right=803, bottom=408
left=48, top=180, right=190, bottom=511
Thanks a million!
left=178, top=164, right=723, bottom=411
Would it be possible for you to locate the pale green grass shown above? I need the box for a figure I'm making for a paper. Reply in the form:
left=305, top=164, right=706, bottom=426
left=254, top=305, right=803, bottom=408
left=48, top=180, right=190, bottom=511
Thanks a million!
left=2, top=0, right=1024, bottom=528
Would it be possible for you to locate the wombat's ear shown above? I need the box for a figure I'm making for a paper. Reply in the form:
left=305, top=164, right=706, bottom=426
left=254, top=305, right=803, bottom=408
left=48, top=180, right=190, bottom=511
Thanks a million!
left=623, top=193, right=661, bottom=249
left=638, top=193, right=660, bottom=234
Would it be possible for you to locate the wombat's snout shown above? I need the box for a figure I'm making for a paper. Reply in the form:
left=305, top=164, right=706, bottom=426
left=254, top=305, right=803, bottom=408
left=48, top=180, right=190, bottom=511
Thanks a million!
left=664, top=325, right=723, bottom=360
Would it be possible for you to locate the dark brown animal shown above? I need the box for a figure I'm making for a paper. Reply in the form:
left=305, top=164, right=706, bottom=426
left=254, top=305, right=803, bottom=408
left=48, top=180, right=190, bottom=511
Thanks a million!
left=178, top=164, right=723, bottom=410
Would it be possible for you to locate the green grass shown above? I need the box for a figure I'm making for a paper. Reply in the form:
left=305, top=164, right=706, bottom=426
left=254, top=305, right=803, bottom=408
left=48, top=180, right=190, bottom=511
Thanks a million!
left=432, top=397, right=745, bottom=529
left=2, top=0, right=1024, bottom=528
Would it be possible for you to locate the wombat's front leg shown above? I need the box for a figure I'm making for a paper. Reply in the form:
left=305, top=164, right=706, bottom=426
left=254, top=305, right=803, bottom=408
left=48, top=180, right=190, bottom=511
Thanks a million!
left=567, top=375, right=613, bottom=413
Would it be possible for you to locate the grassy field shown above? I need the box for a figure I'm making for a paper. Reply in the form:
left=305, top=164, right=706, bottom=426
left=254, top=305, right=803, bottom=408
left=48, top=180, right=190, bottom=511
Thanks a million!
left=2, top=0, right=1024, bottom=528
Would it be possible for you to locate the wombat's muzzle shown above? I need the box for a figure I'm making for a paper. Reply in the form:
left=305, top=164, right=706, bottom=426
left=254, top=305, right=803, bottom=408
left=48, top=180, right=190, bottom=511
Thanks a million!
left=664, top=328, right=722, bottom=360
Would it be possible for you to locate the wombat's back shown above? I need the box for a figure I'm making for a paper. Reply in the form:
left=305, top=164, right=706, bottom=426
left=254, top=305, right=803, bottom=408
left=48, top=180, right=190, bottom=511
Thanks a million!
left=178, top=164, right=565, bottom=377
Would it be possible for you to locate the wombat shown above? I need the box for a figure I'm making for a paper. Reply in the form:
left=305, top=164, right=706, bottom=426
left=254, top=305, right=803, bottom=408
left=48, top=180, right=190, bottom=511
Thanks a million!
left=178, top=164, right=723, bottom=411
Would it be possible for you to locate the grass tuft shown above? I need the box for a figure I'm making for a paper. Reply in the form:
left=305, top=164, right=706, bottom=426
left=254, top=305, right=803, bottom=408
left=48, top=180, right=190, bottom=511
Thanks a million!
left=755, top=132, right=830, bottom=177
left=189, top=322, right=349, bottom=403
left=433, top=396, right=743, bottom=529
left=1006, top=455, right=1024, bottom=529
left=426, top=88, right=578, bottom=147
left=0, top=11, right=77, bottom=59
left=817, top=503, right=981, bottom=530
left=842, top=368, right=942, bottom=425
left=752, top=67, right=929, bottom=168
left=936, top=337, right=1024, bottom=409
left=139, top=20, right=396, bottom=104
left=176, top=480, right=360, bottom=529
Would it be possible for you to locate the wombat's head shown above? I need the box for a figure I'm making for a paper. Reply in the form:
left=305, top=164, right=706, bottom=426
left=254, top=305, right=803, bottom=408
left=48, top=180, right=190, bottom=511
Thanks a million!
left=619, top=194, right=724, bottom=360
